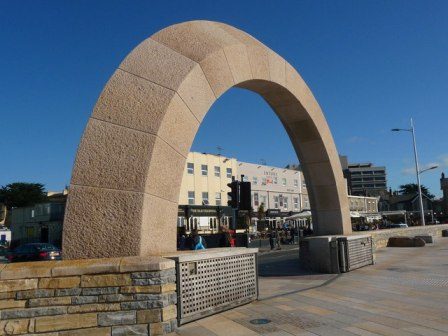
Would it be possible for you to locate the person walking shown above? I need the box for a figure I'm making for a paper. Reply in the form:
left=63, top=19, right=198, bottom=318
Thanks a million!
left=269, top=230, right=275, bottom=250
left=191, top=229, right=206, bottom=250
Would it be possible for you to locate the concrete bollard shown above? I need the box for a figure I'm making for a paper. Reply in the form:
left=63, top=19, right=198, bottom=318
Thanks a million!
left=387, top=237, right=426, bottom=247
left=415, top=235, right=434, bottom=243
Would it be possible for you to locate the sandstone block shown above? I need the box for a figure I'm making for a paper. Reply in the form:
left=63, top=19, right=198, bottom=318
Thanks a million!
left=150, top=321, right=175, bottom=335
left=39, top=277, right=80, bottom=289
left=0, top=262, right=54, bottom=280
left=136, top=309, right=162, bottom=323
left=120, top=257, right=175, bottom=273
left=51, top=258, right=121, bottom=277
left=59, top=327, right=111, bottom=336
left=0, top=319, right=30, bottom=335
left=0, top=279, right=38, bottom=293
left=35, top=313, right=98, bottom=332
left=162, top=305, right=177, bottom=321
left=0, top=299, right=26, bottom=309
left=81, top=274, right=131, bottom=288
left=121, top=286, right=161, bottom=294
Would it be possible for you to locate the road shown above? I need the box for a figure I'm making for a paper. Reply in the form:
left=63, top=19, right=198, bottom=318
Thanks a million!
left=257, top=247, right=303, bottom=277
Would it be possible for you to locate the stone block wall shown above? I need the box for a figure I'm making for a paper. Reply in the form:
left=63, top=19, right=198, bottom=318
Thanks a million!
left=0, top=256, right=177, bottom=335
left=369, top=224, right=448, bottom=250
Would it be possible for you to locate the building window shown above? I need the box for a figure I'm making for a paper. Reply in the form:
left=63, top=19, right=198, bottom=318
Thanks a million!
left=226, top=168, right=232, bottom=178
left=30, top=210, right=35, bottom=218
left=273, top=177, right=278, bottom=184
left=254, top=193, right=259, bottom=207
left=242, top=175, right=249, bottom=182
left=187, top=162, right=194, bottom=174
left=253, top=177, right=258, bottom=185
left=201, top=165, right=208, bottom=176
left=294, top=179, right=298, bottom=187
left=283, top=197, right=288, bottom=209
left=214, top=166, right=220, bottom=177
left=282, top=178, right=287, bottom=186
left=304, top=200, right=309, bottom=209
left=202, top=192, right=209, bottom=205
left=302, top=181, right=306, bottom=188
left=279, top=195, right=284, bottom=207
left=262, top=177, right=267, bottom=185
left=215, top=192, right=221, bottom=206
left=294, top=197, right=299, bottom=209
left=188, top=191, right=195, bottom=205
left=260, top=195, right=267, bottom=206
left=274, top=196, right=279, bottom=209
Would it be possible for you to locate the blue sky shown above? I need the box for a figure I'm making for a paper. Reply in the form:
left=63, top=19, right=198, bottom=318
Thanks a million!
left=1, top=0, right=447, bottom=196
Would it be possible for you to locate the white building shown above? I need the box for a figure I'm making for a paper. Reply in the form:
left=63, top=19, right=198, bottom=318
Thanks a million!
left=237, top=161, right=309, bottom=212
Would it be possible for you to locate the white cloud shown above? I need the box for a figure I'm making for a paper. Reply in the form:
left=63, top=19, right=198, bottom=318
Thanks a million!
left=438, top=154, right=448, bottom=168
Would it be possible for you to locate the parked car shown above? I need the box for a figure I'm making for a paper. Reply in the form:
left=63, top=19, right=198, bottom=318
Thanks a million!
left=7, top=243, right=61, bottom=263
left=388, top=223, right=408, bottom=229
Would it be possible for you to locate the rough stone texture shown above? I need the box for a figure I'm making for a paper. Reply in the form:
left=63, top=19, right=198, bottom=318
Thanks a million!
left=35, top=313, right=98, bottom=332
left=63, top=20, right=350, bottom=258
left=98, top=311, right=136, bottom=326
left=387, top=237, right=426, bottom=247
left=0, top=257, right=176, bottom=335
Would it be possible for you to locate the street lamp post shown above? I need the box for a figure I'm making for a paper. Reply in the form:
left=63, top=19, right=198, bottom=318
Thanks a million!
left=392, top=118, right=427, bottom=226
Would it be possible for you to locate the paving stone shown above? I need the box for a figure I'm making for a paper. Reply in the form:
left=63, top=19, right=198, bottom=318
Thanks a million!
left=112, top=324, right=148, bottom=336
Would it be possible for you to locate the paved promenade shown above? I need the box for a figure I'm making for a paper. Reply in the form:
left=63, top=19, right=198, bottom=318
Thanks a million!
left=172, top=238, right=448, bottom=336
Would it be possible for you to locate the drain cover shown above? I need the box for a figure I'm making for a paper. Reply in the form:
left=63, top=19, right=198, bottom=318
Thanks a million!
left=250, top=319, right=271, bottom=325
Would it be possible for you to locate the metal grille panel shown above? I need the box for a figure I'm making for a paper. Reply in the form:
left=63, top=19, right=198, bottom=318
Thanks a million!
left=177, top=254, right=257, bottom=324
left=346, top=236, right=374, bottom=271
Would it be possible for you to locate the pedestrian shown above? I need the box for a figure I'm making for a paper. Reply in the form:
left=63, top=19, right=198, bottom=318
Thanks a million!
left=269, top=231, right=275, bottom=250
left=191, top=229, right=206, bottom=250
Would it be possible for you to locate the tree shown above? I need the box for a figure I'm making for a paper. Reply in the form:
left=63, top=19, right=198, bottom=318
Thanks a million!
left=257, top=203, right=265, bottom=220
left=0, top=182, right=47, bottom=209
left=398, top=183, right=435, bottom=199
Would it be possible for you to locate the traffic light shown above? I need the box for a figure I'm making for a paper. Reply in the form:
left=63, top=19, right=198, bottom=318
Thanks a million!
left=239, top=181, right=252, bottom=211
left=227, top=181, right=239, bottom=208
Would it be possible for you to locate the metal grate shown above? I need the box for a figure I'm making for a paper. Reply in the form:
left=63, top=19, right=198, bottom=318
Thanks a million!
left=346, top=236, right=374, bottom=271
left=177, top=253, right=257, bottom=324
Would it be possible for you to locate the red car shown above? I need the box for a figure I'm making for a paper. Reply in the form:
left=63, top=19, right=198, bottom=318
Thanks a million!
left=7, top=243, right=61, bottom=263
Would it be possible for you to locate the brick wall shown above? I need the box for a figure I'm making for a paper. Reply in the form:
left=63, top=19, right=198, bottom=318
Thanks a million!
left=369, top=224, right=448, bottom=250
left=0, top=256, right=177, bottom=335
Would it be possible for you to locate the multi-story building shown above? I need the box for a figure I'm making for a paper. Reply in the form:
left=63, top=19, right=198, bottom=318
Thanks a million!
left=348, top=195, right=379, bottom=213
left=344, top=162, right=387, bottom=196
left=237, top=161, right=309, bottom=212
left=178, top=152, right=238, bottom=207
left=10, top=202, right=65, bottom=247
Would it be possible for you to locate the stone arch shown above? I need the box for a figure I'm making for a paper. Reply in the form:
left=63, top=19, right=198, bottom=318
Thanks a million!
left=62, top=20, right=351, bottom=259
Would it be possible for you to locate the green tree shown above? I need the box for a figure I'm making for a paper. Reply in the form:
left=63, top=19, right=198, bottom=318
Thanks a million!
left=257, top=203, right=265, bottom=220
left=0, top=182, right=47, bottom=209
left=398, top=183, right=435, bottom=199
